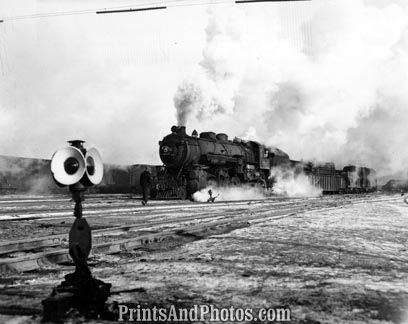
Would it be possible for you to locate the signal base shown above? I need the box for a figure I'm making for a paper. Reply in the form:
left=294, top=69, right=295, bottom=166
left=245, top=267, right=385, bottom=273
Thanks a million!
left=42, top=270, right=111, bottom=321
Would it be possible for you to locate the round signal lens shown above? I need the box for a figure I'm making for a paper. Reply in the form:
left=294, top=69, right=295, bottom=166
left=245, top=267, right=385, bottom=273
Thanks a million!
left=64, top=157, right=80, bottom=175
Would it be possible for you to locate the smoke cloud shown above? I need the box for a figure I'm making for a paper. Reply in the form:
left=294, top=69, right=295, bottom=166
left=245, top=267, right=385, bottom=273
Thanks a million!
left=269, top=167, right=322, bottom=197
left=192, top=184, right=265, bottom=202
left=192, top=168, right=321, bottom=201
left=0, top=3, right=206, bottom=165
left=174, top=82, right=204, bottom=126
left=2, top=0, right=408, bottom=180
left=0, top=156, right=57, bottom=193
left=173, top=7, right=246, bottom=125
left=174, top=1, right=408, bottom=177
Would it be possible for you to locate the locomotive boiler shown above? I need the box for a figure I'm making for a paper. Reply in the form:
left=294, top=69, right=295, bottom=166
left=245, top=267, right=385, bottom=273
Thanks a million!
left=154, top=126, right=290, bottom=199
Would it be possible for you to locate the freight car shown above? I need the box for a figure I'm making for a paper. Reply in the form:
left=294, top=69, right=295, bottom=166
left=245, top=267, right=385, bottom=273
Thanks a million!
left=96, top=164, right=161, bottom=194
left=342, top=165, right=377, bottom=193
left=154, top=126, right=290, bottom=199
left=291, top=161, right=377, bottom=194
left=290, top=161, right=345, bottom=194
left=0, top=175, right=18, bottom=194
left=0, top=156, right=59, bottom=194
left=154, top=126, right=377, bottom=199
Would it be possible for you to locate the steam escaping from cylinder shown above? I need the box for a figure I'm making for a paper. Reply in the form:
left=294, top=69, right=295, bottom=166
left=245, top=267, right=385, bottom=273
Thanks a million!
left=192, top=184, right=266, bottom=202
left=269, top=167, right=322, bottom=197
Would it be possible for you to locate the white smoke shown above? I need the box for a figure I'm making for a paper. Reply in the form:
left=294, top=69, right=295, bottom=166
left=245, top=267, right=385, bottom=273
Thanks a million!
left=174, top=82, right=205, bottom=126
left=174, top=79, right=229, bottom=126
left=0, top=156, right=33, bottom=175
left=26, top=175, right=55, bottom=194
left=192, top=168, right=321, bottom=200
left=174, top=7, right=246, bottom=126
left=2, top=0, right=408, bottom=179
left=174, top=1, right=408, bottom=177
left=0, top=156, right=57, bottom=193
left=192, top=184, right=266, bottom=202
left=269, top=166, right=322, bottom=197
left=0, top=4, right=202, bottom=166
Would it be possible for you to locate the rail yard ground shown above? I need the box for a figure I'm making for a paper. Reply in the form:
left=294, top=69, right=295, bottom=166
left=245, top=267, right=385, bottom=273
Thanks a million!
left=0, top=193, right=407, bottom=323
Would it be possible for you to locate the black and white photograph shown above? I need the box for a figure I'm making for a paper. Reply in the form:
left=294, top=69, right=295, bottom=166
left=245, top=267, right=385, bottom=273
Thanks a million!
left=0, top=0, right=408, bottom=323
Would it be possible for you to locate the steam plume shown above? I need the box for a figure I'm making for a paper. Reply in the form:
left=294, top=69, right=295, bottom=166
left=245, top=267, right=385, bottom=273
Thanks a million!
left=269, top=167, right=322, bottom=197
left=173, top=7, right=246, bottom=126
left=192, top=184, right=265, bottom=202
left=174, top=1, right=408, bottom=177
left=2, top=0, right=408, bottom=178
left=174, top=82, right=205, bottom=126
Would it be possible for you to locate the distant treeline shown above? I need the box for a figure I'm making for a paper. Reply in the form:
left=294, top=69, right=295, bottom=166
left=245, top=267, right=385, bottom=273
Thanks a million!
left=381, top=179, right=408, bottom=193
left=0, top=155, right=158, bottom=195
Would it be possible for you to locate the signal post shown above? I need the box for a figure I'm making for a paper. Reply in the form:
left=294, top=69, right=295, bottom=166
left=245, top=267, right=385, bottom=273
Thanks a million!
left=42, top=140, right=111, bottom=320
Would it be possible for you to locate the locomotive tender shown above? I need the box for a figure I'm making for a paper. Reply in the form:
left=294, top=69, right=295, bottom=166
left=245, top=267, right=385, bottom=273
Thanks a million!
left=153, top=126, right=377, bottom=199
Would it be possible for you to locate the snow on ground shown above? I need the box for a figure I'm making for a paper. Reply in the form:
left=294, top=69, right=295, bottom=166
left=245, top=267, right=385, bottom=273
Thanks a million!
left=1, top=195, right=408, bottom=323
left=92, top=197, right=408, bottom=323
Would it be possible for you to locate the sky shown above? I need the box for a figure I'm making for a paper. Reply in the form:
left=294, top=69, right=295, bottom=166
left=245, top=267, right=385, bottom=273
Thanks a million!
left=0, top=0, right=408, bottom=176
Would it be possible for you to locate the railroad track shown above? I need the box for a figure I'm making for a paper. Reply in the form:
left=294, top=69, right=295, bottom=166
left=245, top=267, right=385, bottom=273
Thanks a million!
left=0, top=198, right=327, bottom=272
left=0, top=194, right=401, bottom=272
left=0, top=208, right=251, bottom=256
left=0, top=194, right=397, bottom=222
left=0, top=209, right=302, bottom=273
left=0, top=200, right=314, bottom=256
left=0, top=197, right=322, bottom=222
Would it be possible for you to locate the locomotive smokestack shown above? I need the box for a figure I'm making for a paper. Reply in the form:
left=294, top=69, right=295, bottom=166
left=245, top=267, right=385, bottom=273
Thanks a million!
left=171, top=125, right=187, bottom=136
left=178, top=126, right=186, bottom=136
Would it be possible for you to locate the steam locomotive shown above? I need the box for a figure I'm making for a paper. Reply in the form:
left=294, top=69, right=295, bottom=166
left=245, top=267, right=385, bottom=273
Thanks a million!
left=153, top=126, right=377, bottom=199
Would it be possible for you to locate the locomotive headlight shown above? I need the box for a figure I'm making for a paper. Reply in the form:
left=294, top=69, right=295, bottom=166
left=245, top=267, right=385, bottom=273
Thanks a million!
left=161, top=145, right=173, bottom=154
